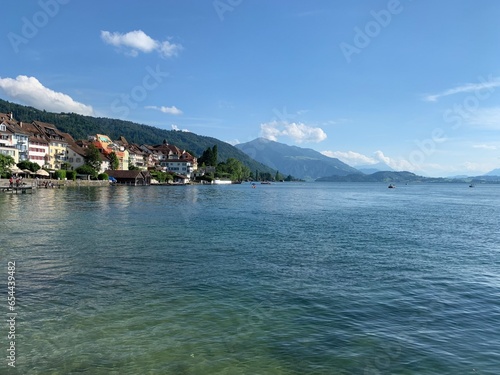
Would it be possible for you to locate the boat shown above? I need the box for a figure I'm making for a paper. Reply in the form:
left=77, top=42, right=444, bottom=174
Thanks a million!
left=261, top=181, right=271, bottom=185
left=469, top=184, right=474, bottom=188
left=212, top=179, right=232, bottom=185
left=388, top=184, right=396, bottom=189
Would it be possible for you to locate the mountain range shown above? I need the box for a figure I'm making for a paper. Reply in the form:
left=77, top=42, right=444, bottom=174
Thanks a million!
left=235, top=138, right=360, bottom=180
left=2, top=98, right=499, bottom=181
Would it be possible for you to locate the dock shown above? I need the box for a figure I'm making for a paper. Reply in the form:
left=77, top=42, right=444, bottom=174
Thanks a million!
left=1, top=185, right=36, bottom=194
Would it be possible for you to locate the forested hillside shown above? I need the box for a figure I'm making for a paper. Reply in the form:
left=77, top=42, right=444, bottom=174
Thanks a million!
left=0, top=99, right=275, bottom=174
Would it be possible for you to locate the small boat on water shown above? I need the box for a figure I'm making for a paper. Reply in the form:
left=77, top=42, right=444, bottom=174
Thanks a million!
left=388, top=184, right=396, bottom=189
left=212, top=179, right=232, bottom=185
left=261, top=181, right=271, bottom=185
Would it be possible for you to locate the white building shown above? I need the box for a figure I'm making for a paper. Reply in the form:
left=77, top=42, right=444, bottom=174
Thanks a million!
left=28, top=135, right=50, bottom=167
left=66, top=144, right=86, bottom=170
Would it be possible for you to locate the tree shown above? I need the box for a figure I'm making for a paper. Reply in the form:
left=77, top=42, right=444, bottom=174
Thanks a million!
left=0, top=154, right=15, bottom=177
left=215, top=158, right=251, bottom=181
left=76, top=164, right=98, bottom=179
left=17, top=160, right=40, bottom=172
left=84, top=144, right=101, bottom=172
left=109, top=151, right=119, bottom=170
left=211, top=145, right=218, bottom=166
left=199, top=146, right=215, bottom=166
left=260, top=172, right=272, bottom=181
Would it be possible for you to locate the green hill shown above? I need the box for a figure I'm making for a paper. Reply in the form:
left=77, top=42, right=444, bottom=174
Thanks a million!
left=0, top=99, right=275, bottom=174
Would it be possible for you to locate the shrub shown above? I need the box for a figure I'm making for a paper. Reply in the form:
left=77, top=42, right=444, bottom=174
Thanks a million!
left=66, top=170, right=76, bottom=181
left=54, top=170, right=66, bottom=180
left=98, top=173, right=109, bottom=181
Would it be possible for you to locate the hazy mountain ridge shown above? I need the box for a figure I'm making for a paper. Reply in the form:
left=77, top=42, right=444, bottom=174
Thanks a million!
left=484, top=168, right=500, bottom=176
left=235, top=138, right=360, bottom=180
left=357, top=162, right=394, bottom=174
left=317, top=171, right=500, bottom=183
left=0, top=99, right=276, bottom=175
left=317, top=171, right=422, bottom=182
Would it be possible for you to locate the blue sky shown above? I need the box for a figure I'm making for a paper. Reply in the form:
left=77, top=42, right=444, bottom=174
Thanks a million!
left=1, top=0, right=499, bottom=176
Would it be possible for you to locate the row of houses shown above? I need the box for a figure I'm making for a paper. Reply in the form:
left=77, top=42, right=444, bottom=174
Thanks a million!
left=0, top=112, right=199, bottom=179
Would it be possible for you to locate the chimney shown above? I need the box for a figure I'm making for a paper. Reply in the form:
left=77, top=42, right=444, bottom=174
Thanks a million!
left=9, top=112, right=13, bottom=120
left=19, top=122, right=22, bottom=128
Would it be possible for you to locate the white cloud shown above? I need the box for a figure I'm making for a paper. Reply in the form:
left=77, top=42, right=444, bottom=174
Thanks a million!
left=260, top=121, right=327, bottom=143
left=171, top=124, right=189, bottom=132
left=321, top=149, right=416, bottom=171
left=0, top=75, right=94, bottom=116
left=373, top=150, right=415, bottom=171
left=466, top=107, right=500, bottom=129
left=101, top=30, right=182, bottom=58
left=146, top=105, right=183, bottom=115
left=321, top=150, right=376, bottom=165
left=424, top=76, right=500, bottom=102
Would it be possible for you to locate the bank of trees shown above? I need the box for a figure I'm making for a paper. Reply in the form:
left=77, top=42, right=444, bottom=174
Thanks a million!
left=198, top=145, right=252, bottom=181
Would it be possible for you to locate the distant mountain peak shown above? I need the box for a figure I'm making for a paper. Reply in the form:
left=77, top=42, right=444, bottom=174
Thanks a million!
left=357, top=162, right=394, bottom=174
left=236, top=138, right=361, bottom=180
left=484, top=168, right=500, bottom=176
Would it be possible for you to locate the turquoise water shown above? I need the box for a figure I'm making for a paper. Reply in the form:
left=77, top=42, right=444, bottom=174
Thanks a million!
left=1, top=182, right=499, bottom=374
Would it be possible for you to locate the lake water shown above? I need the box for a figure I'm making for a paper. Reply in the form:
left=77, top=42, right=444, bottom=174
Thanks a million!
left=1, top=182, right=499, bottom=374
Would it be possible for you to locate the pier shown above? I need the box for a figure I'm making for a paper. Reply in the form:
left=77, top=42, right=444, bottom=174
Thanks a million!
left=1, top=185, right=36, bottom=194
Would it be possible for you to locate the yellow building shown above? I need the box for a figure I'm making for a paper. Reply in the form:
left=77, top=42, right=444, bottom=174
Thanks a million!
left=30, top=121, right=68, bottom=170
left=0, top=145, right=19, bottom=163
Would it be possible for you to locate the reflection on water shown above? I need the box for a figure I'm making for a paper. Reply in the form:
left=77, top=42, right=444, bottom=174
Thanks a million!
left=1, top=183, right=500, bottom=374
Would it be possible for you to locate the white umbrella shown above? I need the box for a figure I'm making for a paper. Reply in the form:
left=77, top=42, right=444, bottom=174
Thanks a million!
left=36, top=169, right=50, bottom=177
left=10, top=166, right=22, bottom=174
left=22, top=169, right=33, bottom=174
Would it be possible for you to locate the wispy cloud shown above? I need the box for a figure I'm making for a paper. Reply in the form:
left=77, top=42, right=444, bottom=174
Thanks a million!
left=101, top=30, right=182, bottom=58
left=424, top=76, right=500, bottom=102
left=260, top=121, right=327, bottom=143
left=0, top=75, right=94, bottom=116
left=466, top=107, right=500, bottom=129
left=473, top=144, right=497, bottom=150
left=145, top=105, right=183, bottom=115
